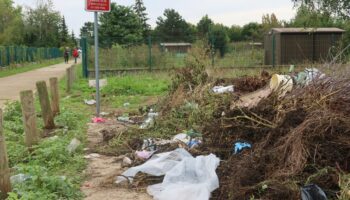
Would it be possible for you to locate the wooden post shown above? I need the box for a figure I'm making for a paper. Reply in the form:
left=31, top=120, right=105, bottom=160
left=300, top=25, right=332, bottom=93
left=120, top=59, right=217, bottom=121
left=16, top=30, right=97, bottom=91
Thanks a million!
left=49, top=78, right=60, bottom=115
left=36, top=81, right=55, bottom=129
left=0, top=109, right=11, bottom=198
left=71, top=65, right=76, bottom=82
left=20, top=90, right=39, bottom=147
left=66, top=67, right=72, bottom=93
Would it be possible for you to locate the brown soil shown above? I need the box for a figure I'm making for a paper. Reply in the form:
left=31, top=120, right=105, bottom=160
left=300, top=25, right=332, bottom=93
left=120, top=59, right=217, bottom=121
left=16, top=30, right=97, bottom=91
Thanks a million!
left=81, top=120, right=152, bottom=200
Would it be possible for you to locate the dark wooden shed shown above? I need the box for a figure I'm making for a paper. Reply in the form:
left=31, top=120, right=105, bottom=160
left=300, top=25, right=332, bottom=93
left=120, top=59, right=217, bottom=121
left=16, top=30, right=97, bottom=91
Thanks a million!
left=264, top=28, right=345, bottom=66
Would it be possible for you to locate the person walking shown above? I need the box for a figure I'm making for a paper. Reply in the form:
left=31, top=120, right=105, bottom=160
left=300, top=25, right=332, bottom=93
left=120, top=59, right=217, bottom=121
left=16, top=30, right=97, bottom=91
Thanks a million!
left=73, top=48, right=79, bottom=64
left=64, top=48, right=69, bottom=64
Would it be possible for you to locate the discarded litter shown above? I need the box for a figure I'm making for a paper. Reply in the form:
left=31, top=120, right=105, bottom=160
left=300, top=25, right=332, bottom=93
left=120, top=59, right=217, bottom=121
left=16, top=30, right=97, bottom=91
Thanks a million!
left=10, top=174, right=31, bottom=184
left=100, top=112, right=109, bottom=116
left=270, top=74, right=293, bottom=96
left=136, top=150, right=155, bottom=160
left=92, top=117, right=106, bottom=123
left=89, top=79, right=107, bottom=88
left=173, top=130, right=203, bottom=149
left=117, top=116, right=134, bottom=124
left=67, top=138, right=81, bottom=153
left=140, top=112, right=159, bottom=129
left=122, top=157, right=133, bottom=167
left=296, top=68, right=325, bottom=86
left=301, top=184, right=328, bottom=200
left=233, top=141, right=252, bottom=154
left=116, top=148, right=220, bottom=200
left=123, top=102, right=130, bottom=107
left=84, top=153, right=101, bottom=159
left=84, top=99, right=96, bottom=105
left=173, top=133, right=190, bottom=144
left=212, top=85, right=234, bottom=94
left=142, top=138, right=157, bottom=151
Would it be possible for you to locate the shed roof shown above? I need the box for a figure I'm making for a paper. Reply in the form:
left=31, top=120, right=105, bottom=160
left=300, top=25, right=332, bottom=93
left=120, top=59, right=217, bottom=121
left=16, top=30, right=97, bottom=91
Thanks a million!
left=271, top=28, right=345, bottom=33
left=160, top=43, right=192, bottom=47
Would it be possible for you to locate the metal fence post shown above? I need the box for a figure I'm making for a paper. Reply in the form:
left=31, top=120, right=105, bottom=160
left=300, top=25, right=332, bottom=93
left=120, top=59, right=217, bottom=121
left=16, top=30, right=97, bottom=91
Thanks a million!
left=6, top=47, right=10, bottom=66
left=148, top=35, right=152, bottom=71
left=272, top=34, right=276, bottom=67
left=80, top=37, right=88, bottom=78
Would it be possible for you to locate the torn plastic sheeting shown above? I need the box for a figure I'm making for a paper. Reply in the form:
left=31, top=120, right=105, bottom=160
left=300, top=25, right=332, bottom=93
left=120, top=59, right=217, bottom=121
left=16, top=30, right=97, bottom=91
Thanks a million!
left=140, top=112, right=159, bottom=129
left=116, top=148, right=192, bottom=183
left=147, top=153, right=220, bottom=200
left=117, top=148, right=220, bottom=200
left=301, top=184, right=327, bottom=200
left=233, top=141, right=252, bottom=154
left=296, top=68, right=326, bottom=86
left=212, top=85, right=234, bottom=94
left=136, top=150, right=155, bottom=160
left=117, top=116, right=135, bottom=124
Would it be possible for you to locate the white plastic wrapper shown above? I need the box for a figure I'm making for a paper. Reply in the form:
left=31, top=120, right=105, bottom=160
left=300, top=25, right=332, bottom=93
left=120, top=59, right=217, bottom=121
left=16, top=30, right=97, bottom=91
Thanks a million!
left=212, top=85, right=234, bottom=94
left=116, top=148, right=220, bottom=200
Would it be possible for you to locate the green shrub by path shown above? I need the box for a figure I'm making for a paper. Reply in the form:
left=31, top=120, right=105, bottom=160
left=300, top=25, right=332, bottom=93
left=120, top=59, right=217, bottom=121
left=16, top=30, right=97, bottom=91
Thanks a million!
left=2, top=68, right=90, bottom=199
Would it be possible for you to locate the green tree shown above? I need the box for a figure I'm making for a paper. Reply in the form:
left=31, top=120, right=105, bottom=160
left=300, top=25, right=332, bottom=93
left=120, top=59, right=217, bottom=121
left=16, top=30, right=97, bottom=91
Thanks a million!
left=209, top=24, right=229, bottom=57
left=154, top=9, right=196, bottom=42
left=262, top=13, right=282, bottom=33
left=0, top=0, right=24, bottom=45
left=60, top=16, right=69, bottom=45
left=99, top=3, right=143, bottom=47
left=23, top=0, right=61, bottom=47
left=289, top=5, right=339, bottom=27
left=292, top=0, right=350, bottom=19
left=71, top=30, right=77, bottom=46
left=197, top=15, right=214, bottom=38
left=241, top=22, right=263, bottom=41
left=228, top=25, right=243, bottom=42
left=80, top=22, right=94, bottom=44
left=133, top=0, right=149, bottom=38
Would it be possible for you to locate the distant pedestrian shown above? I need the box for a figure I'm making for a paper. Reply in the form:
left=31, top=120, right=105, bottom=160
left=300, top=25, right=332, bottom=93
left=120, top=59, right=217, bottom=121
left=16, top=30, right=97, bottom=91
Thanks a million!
left=73, top=48, right=79, bottom=64
left=64, top=48, right=69, bottom=64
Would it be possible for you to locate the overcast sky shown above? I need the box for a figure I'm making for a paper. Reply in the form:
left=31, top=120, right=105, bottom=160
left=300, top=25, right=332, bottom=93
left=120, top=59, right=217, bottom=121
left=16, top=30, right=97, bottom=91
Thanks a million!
left=13, top=0, right=297, bottom=36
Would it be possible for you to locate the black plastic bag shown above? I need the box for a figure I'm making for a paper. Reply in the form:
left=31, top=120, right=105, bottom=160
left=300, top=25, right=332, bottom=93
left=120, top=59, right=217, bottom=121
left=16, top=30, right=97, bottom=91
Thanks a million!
left=301, top=184, right=327, bottom=200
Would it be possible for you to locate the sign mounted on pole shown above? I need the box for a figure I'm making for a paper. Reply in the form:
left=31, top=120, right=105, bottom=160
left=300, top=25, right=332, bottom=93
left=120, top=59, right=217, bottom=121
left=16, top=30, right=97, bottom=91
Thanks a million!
left=86, top=0, right=111, bottom=12
left=85, top=0, right=111, bottom=116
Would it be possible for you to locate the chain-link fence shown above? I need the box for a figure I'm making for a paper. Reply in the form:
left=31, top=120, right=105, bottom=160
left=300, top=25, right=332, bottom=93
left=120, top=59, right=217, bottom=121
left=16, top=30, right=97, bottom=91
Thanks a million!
left=81, top=36, right=264, bottom=74
left=0, top=46, right=62, bottom=67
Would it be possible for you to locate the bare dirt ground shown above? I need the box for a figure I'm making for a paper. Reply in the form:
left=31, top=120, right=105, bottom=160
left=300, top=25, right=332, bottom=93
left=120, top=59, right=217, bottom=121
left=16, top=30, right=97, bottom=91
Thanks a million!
left=81, top=119, right=152, bottom=200
left=0, top=61, right=78, bottom=108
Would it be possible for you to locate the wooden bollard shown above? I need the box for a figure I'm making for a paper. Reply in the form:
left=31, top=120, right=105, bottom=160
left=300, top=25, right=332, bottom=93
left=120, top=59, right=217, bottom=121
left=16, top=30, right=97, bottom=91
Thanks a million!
left=36, top=81, right=55, bottom=129
left=66, top=67, right=72, bottom=93
left=0, top=109, right=12, bottom=198
left=20, top=90, right=39, bottom=147
left=49, top=77, right=60, bottom=115
left=71, top=65, right=76, bottom=82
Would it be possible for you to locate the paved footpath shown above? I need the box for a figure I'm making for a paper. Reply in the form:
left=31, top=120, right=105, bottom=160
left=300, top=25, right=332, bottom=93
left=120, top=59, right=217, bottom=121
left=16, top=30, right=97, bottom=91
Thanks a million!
left=0, top=61, right=78, bottom=108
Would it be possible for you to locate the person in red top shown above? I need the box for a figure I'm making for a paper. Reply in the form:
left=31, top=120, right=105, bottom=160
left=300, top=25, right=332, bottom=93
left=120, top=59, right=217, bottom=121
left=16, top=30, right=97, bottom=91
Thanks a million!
left=72, top=48, right=79, bottom=64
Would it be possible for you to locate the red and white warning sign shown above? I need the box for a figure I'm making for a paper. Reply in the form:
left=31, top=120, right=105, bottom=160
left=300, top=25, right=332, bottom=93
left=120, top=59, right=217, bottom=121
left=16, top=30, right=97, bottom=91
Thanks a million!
left=86, top=0, right=111, bottom=12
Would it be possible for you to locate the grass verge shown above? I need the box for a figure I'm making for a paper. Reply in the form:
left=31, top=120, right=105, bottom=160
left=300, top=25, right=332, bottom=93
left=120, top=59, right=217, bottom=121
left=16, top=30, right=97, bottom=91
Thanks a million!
left=0, top=58, right=63, bottom=78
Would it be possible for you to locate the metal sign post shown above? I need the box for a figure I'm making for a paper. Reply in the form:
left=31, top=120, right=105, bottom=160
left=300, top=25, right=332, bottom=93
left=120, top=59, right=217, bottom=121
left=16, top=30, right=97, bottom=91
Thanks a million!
left=86, top=0, right=111, bottom=116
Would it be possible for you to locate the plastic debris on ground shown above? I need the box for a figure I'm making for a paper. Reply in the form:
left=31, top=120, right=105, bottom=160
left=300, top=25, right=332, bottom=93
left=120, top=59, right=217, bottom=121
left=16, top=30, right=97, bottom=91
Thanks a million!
left=233, top=141, right=252, bottom=154
left=116, top=148, right=220, bottom=200
left=142, top=138, right=157, bottom=151
left=67, top=138, right=81, bottom=153
left=301, top=184, right=328, bottom=200
left=88, top=79, right=107, bottom=88
left=122, top=157, right=133, bottom=167
left=100, top=112, right=109, bottom=116
left=140, top=112, right=159, bottom=129
left=270, top=74, right=293, bottom=96
left=84, top=99, right=96, bottom=105
left=296, top=68, right=325, bottom=86
left=212, top=85, right=234, bottom=94
left=84, top=153, right=101, bottom=159
left=10, top=174, right=31, bottom=184
left=136, top=150, right=155, bottom=160
left=92, top=117, right=106, bottom=123
left=123, top=102, right=130, bottom=107
left=172, top=129, right=202, bottom=149
left=117, top=116, right=135, bottom=124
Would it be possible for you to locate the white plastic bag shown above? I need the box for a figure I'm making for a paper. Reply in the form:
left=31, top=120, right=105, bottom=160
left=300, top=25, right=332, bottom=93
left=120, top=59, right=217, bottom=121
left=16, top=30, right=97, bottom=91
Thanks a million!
left=116, top=148, right=220, bottom=200
left=212, top=85, right=234, bottom=94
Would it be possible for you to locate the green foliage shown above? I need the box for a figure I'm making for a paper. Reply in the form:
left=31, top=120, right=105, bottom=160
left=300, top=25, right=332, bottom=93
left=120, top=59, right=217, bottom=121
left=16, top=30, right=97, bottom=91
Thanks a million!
left=99, top=3, right=143, bottom=46
left=228, top=25, right=244, bottom=42
left=241, top=22, right=263, bottom=41
left=80, top=22, right=94, bottom=45
left=261, top=13, right=282, bottom=33
left=0, top=0, right=24, bottom=45
left=23, top=0, right=61, bottom=47
left=59, top=16, right=69, bottom=45
left=133, top=0, right=150, bottom=38
left=154, top=9, right=196, bottom=43
left=209, top=24, right=230, bottom=57
left=197, top=15, right=214, bottom=38
left=292, top=0, right=350, bottom=19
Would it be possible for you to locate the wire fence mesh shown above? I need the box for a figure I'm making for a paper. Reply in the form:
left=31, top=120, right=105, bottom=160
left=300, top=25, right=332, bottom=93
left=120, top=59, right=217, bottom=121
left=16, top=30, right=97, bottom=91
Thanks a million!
left=0, top=46, right=62, bottom=67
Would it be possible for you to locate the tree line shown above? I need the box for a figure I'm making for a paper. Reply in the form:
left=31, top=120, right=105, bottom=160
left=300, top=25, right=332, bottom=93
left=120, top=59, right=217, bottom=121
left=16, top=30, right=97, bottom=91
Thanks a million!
left=0, top=0, right=76, bottom=48
left=80, top=0, right=350, bottom=56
